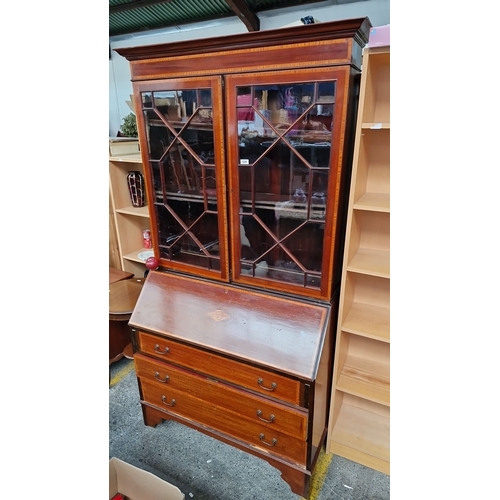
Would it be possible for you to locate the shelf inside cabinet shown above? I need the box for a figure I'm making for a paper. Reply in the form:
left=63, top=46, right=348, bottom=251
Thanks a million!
left=330, top=394, right=390, bottom=464
left=341, top=206, right=390, bottom=342
left=352, top=128, right=389, bottom=209
left=116, top=205, right=150, bottom=217
left=347, top=249, right=389, bottom=278
left=115, top=213, right=151, bottom=258
left=109, top=153, right=142, bottom=163
left=346, top=210, right=390, bottom=278
left=149, top=119, right=213, bottom=132
left=353, top=193, right=389, bottom=212
left=109, top=160, right=148, bottom=211
left=361, top=123, right=390, bottom=130
left=336, top=333, right=389, bottom=406
left=337, top=356, right=389, bottom=406
left=123, top=248, right=150, bottom=263
left=361, top=50, right=390, bottom=124
left=342, top=303, right=389, bottom=342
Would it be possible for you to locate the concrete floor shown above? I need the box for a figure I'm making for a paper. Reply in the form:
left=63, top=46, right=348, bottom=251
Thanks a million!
left=109, top=357, right=390, bottom=500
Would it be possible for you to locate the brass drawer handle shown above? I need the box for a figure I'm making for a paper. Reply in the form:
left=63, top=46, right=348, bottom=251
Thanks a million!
left=257, top=378, right=277, bottom=391
left=259, top=433, right=277, bottom=447
left=154, top=372, right=169, bottom=383
left=161, top=395, right=176, bottom=407
left=256, top=410, right=275, bottom=423
left=154, top=344, right=170, bottom=355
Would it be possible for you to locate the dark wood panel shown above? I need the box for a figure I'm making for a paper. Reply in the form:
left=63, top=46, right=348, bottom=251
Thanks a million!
left=137, top=330, right=303, bottom=405
left=141, top=404, right=312, bottom=497
left=130, top=271, right=330, bottom=380
left=109, top=267, right=133, bottom=284
left=128, top=40, right=352, bottom=80
left=134, top=352, right=308, bottom=439
left=109, top=320, right=131, bottom=364
left=140, top=378, right=308, bottom=465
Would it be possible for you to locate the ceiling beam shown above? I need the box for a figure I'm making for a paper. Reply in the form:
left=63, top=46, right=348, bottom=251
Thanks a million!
left=110, top=0, right=175, bottom=15
left=225, top=0, right=260, bottom=32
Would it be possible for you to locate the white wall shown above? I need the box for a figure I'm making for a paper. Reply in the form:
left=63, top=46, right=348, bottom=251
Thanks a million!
left=109, top=0, right=390, bottom=136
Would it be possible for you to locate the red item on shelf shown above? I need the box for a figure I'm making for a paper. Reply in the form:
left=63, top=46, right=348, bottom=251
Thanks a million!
left=143, top=229, right=152, bottom=248
left=237, top=94, right=257, bottom=120
left=145, top=256, right=160, bottom=270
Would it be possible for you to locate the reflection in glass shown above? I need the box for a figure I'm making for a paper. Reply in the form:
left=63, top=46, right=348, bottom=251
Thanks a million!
left=235, top=81, right=337, bottom=289
left=140, top=87, right=220, bottom=271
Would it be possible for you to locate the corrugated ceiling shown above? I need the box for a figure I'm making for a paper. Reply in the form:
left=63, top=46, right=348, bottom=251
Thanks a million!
left=109, top=0, right=329, bottom=38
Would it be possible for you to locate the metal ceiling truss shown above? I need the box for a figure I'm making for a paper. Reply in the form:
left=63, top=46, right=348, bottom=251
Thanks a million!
left=109, top=0, right=326, bottom=37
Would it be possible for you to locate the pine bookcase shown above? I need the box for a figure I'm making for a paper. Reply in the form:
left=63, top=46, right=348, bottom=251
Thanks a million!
left=326, top=45, right=390, bottom=475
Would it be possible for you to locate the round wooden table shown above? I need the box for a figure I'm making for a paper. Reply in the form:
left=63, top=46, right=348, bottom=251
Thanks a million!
left=109, top=277, right=144, bottom=365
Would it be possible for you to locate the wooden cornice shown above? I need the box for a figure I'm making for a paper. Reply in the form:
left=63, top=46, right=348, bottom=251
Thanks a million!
left=115, top=17, right=371, bottom=61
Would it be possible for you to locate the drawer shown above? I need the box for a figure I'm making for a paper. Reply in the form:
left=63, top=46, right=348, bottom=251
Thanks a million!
left=140, top=378, right=307, bottom=466
left=138, top=331, right=302, bottom=406
left=135, top=353, right=308, bottom=440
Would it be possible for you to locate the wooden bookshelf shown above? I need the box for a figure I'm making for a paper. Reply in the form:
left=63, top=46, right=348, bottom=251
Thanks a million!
left=109, top=148, right=150, bottom=277
left=327, top=45, right=390, bottom=475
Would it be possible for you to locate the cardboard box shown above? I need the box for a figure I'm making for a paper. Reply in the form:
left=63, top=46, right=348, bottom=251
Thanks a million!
left=109, top=138, right=140, bottom=157
left=109, top=457, right=185, bottom=500
left=367, top=24, right=390, bottom=47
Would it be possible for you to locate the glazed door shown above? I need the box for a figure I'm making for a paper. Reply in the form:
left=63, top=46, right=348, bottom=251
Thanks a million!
left=133, top=76, right=230, bottom=281
left=225, top=67, right=351, bottom=300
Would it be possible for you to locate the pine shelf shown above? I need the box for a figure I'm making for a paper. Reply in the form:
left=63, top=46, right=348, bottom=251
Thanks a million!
left=353, top=193, right=390, bottom=212
left=329, top=400, right=390, bottom=474
left=336, top=355, right=390, bottom=406
left=342, top=303, right=390, bottom=342
left=347, top=248, right=390, bottom=278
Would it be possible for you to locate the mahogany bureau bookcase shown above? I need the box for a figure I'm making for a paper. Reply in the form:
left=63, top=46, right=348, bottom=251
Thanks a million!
left=115, top=17, right=371, bottom=498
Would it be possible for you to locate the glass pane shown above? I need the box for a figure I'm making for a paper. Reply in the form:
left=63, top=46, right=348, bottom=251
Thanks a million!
left=141, top=87, right=220, bottom=272
left=141, top=91, right=153, bottom=108
left=235, top=80, right=336, bottom=289
left=154, top=202, right=221, bottom=271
